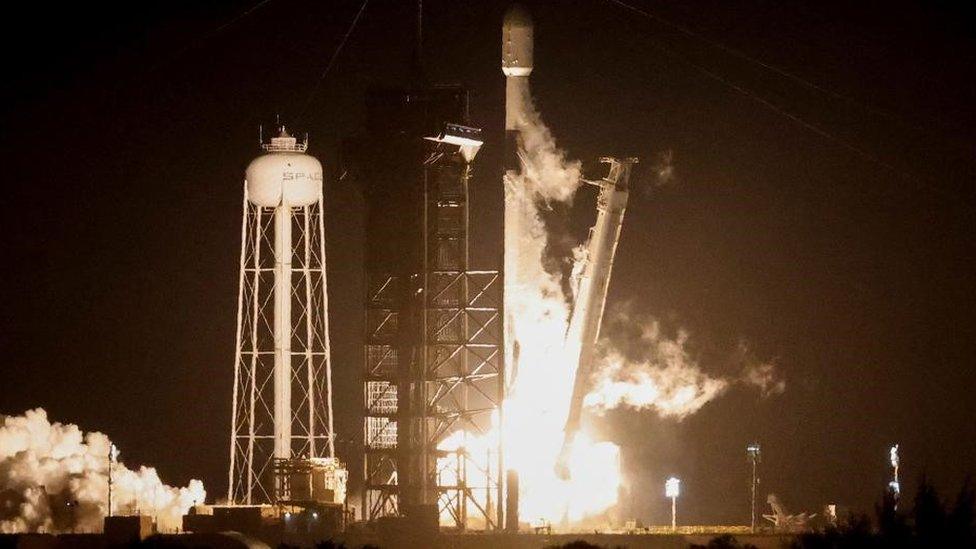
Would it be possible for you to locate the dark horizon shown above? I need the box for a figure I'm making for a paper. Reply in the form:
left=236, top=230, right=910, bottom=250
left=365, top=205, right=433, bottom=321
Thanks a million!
left=2, top=0, right=974, bottom=526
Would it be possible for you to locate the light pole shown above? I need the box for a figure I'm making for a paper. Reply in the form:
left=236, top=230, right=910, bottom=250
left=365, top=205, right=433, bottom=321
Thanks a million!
left=888, top=444, right=900, bottom=509
left=665, top=477, right=680, bottom=532
left=108, top=444, right=119, bottom=518
left=747, top=443, right=761, bottom=532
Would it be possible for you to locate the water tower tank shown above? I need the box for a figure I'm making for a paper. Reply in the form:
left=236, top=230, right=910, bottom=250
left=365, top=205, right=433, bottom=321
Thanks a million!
left=246, top=130, right=322, bottom=207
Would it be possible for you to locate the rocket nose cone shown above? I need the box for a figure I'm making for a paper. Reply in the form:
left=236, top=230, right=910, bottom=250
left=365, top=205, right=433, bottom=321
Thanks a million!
left=503, top=3, right=532, bottom=29
left=502, top=2, right=533, bottom=75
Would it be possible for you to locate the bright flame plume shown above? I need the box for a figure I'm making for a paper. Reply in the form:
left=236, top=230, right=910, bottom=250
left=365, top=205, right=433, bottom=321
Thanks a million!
left=438, top=85, right=783, bottom=530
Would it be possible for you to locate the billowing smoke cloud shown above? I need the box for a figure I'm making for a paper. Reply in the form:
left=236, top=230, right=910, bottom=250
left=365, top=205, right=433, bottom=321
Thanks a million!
left=498, top=82, right=627, bottom=525
left=470, top=71, right=784, bottom=527
left=583, top=318, right=729, bottom=418
left=504, top=86, right=582, bottom=385
left=742, top=361, right=786, bottom=397
left=513, top=88, right=581, bottom=203
left=583, top=310, right=785, bottom=418
left=650, top=149, right=675, bottom=186
left=0, top=408, right=205, bottom=533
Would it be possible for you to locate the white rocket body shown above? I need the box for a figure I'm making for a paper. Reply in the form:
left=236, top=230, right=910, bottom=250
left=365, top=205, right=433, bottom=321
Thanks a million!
left=503, top=4, right=534, bottom=397
left=502, top=7, right=534, bottom=525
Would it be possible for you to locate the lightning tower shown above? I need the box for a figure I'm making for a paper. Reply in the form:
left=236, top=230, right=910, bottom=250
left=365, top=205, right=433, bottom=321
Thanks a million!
left=228, top=127, right=343, bottom=505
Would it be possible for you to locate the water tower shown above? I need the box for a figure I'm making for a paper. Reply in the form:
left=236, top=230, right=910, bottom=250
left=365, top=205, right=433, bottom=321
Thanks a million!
left=227, top=126, right=345, bottom=505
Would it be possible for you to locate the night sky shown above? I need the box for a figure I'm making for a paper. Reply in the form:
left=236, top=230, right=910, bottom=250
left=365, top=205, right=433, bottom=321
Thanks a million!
left=2, top=0, right=974, bottom=526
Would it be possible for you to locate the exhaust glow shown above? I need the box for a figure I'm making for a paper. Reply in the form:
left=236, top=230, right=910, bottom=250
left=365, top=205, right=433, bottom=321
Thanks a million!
left=439, top=64, right=784, bottom=530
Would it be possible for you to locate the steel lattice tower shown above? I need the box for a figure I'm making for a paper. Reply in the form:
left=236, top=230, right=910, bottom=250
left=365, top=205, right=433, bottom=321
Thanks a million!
left=228, top=129, right=337, bottom=505
left=420, top=143, right=503, bottom=528
left=357, top=87, right=503, bottom=529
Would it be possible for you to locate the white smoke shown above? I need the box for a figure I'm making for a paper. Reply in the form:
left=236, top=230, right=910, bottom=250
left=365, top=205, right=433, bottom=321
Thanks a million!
left=513, top=86, right=581, bottom=203
left=503, top=83, right=583, bottom=412
left=0, top=408, right=205, bottom=533
left=742, top=360, right=786, bottom=397
left=583, top=320, right=729, bottom=418
left=583, top=314, right=785, bottom=418
left=498, top=71, right=783, bottom=526
left=499, top=81, right=627, bottom=525
left=650, top=149, right=675, bottom=186
left=504, top=85, right=582, bottom=381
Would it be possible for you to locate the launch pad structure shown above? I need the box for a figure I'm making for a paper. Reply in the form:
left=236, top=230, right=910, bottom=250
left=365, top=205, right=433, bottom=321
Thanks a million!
left=220, top=3, right=636, bottom=535
left=357, top=4, right=636, bottom=531
left=356, top=86, right=504, bottom=530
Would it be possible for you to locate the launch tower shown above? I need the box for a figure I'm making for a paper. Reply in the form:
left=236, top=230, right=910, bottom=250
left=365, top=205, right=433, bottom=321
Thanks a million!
left=355, top=87, right=503, bottom=529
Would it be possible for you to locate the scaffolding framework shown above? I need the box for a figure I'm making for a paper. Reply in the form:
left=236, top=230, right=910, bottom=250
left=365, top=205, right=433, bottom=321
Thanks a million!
left=363, top=272, right=401, bottom=519
left=229, top=190, right=336, bottom=505
left=363, top=138, right=502, bottom=529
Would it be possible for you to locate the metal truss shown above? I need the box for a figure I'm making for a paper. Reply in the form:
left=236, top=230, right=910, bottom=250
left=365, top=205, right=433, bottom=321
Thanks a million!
left=422, top=147, right=503, bottom=529
left=228, top=188, right=336, bottom=504
left=362, top=142, right=503, bottom=529
left=425, top=269, right=502, bottom=530
left=363, top=272, right=402, bottom=519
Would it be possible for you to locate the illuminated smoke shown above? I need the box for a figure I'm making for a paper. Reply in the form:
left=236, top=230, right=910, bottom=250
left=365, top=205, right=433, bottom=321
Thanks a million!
left=583, top=314, right=784, bottom=417
left=727, top=338, right=786, bottom=397
left=509, top=78, right=581, bottom=203
left=442, top=84, right=782, bottom=529
left=501, top=87, right=628, bottom=526
left=437, top=84, right=623, bottom=527
left=0, top=408, right=205, bottom=533
left=583, top=321, right=728, bottom=417
left=741, top=361, right=786, bottom=397
left=650, top=149, right=675, bottom=186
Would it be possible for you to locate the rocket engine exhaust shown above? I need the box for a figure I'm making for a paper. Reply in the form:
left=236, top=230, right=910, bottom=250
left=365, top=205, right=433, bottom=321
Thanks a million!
left=490, top=3, right=779, bottom=524
left=501, top=1, right=638, bottom=484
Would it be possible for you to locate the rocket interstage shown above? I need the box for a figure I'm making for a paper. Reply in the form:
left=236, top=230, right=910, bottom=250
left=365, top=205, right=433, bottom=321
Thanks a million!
left=502, top=3, right=533, bottom=77
left=555, top=158, right=638, bottom=480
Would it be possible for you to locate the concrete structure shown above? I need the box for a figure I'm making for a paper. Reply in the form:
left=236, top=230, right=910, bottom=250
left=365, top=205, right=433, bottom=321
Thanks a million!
left=103, top=515, right=154, bottom=544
